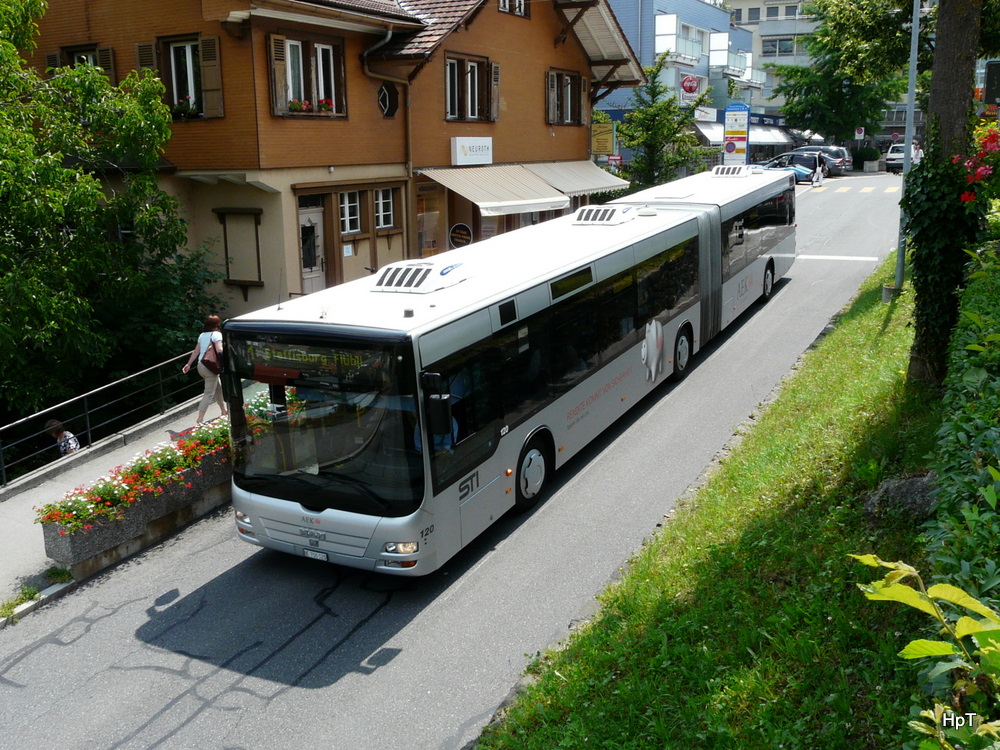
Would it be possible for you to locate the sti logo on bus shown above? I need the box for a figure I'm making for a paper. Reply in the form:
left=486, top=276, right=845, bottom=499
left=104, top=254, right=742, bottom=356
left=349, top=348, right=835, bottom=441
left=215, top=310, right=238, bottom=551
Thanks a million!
left=440, top=264, right=462, bottom=275
left=459, top=470, right=480, bottom=501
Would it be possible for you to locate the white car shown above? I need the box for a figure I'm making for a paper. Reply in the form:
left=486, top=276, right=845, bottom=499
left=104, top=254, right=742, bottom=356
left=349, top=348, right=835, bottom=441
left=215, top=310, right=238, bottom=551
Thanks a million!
left=885, top=144, right=906, bottom=173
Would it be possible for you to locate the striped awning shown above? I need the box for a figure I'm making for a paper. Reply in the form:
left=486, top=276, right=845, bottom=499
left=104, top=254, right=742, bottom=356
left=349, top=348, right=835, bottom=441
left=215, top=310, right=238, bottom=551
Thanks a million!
left=418, top=165, right=571, bottom=216
left=524, top=160, right=629, bottom=196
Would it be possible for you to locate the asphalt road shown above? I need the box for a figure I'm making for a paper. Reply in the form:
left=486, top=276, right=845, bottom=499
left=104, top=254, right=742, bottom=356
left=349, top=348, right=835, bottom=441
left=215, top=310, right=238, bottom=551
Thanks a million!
left=0, top=172, right=903, bottom=750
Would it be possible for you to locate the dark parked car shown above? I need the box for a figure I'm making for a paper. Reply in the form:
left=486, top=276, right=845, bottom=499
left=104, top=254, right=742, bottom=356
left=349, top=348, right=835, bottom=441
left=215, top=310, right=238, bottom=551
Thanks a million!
left=758, top=152, right=834, bottom=183
left=791, top=145, right=852, bottom=176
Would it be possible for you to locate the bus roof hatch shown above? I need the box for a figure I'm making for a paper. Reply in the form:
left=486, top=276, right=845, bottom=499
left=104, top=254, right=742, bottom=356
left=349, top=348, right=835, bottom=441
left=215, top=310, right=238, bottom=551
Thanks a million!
left=373, top=260, right=469, bottom=294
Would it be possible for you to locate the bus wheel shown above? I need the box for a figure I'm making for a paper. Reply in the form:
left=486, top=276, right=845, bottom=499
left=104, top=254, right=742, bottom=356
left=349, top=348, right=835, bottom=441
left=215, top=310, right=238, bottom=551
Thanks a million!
left=762, top=262, right=775, bottom=302
left=671, top=327, right=693, bottom=381
left=515, top=437, right=549, bottom=512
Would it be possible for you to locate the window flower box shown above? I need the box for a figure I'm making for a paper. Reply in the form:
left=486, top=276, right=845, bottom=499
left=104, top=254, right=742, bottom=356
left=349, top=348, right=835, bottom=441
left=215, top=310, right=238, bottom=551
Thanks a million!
left=36, top=421, right=232, bottom=580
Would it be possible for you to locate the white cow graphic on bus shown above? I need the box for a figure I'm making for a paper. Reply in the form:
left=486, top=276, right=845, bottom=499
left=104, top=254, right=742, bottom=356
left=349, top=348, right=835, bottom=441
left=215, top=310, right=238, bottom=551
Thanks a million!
left=641, top=319, right=664, bottom=382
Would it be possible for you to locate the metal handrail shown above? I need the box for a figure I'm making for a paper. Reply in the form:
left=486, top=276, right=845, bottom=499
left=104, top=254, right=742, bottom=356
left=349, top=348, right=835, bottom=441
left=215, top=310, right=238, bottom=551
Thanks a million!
left=0, top=353, right=204, bottom=487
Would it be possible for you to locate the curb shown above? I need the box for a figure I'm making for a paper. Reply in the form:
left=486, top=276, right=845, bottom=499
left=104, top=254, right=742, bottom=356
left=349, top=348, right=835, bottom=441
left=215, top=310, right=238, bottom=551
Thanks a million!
left=0, top=581, right=78, bottom=631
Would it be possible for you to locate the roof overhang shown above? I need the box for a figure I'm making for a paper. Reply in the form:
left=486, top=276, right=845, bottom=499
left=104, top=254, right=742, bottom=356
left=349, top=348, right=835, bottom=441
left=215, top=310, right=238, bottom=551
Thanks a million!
left=553, top=0, right=645, bottom=99
left=418, top=165, right=570, bottom=216
left=223, top=1, right=423, bottom=34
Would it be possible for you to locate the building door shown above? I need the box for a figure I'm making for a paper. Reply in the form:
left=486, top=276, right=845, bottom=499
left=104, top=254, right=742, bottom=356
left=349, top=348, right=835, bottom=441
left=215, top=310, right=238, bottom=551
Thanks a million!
left=299, top=196, right=326, bottom=295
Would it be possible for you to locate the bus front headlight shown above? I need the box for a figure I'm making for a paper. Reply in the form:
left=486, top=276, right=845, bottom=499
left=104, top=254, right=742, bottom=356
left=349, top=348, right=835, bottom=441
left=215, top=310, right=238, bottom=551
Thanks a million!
left=384, top=541, right=418, bottom=555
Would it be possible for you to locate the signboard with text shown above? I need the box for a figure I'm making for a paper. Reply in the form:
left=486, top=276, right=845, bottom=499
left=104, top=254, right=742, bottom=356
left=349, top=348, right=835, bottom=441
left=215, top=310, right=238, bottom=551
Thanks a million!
left=591, top=123, right=615, bottom=155
left=723, top=103, right=750, bottom=166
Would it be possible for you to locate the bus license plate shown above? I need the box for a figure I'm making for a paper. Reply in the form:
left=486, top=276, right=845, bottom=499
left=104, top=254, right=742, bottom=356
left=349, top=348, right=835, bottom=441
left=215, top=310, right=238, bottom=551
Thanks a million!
left=302, top=549, right=328, bottom=562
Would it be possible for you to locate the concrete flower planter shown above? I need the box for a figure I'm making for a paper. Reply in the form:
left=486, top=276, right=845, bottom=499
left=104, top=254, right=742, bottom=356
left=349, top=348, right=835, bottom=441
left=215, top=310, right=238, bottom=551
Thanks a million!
left=42, top=450, right=232, bottom=580
left=864, top=160, right=880, bottom=173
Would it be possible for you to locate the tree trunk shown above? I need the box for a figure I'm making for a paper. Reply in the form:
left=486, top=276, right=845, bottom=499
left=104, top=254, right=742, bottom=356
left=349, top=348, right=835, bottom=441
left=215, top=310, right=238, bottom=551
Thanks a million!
left=928, top=0, right=983, bottom=157
left=908, top=0, right=984, bottom=385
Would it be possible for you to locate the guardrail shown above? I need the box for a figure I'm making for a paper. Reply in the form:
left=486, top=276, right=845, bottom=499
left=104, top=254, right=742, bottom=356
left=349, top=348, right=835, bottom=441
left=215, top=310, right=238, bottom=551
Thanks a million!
left=0, top=354, right=204, bottom=487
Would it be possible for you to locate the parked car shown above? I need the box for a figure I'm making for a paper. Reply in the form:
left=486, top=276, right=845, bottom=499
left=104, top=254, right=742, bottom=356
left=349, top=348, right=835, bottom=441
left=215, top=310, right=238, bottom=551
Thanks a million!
left=885, top=144, right=906, bottom=173
left=791, top=145, right=852, bottom=175
left=758, top=152, right=833, bottom=183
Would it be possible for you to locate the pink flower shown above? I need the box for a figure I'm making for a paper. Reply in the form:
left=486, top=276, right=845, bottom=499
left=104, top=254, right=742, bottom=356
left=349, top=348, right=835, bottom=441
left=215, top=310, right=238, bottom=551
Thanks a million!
left=977, top=165, right=993, bottom=179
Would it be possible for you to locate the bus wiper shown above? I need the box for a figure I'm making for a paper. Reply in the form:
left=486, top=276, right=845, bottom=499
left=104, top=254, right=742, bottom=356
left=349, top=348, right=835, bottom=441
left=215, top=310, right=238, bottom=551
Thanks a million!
left=318, top=472, right=392, bottom=512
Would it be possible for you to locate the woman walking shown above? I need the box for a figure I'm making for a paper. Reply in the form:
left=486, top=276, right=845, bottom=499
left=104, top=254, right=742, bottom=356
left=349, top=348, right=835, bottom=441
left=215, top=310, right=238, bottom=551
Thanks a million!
left=182, top=314, right=229, bottom=424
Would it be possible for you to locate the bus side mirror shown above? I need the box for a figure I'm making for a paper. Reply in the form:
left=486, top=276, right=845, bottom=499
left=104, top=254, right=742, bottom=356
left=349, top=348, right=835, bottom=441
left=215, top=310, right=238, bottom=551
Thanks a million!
left=421, top=372, right=453, bottom=435
left=427, top=394, right=453, bottom=436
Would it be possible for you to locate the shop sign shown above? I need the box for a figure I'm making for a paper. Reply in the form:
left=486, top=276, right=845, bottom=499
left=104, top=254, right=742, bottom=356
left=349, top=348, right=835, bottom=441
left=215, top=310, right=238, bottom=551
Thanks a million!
left=451, top=137, right=493, bottom=166
left=450, top=223, right=473, bottom=248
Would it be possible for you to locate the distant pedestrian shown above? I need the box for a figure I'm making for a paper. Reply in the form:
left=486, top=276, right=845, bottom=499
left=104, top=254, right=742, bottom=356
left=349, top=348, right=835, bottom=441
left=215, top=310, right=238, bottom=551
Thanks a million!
left=182, top=314, right=229, bottom=424
left=45, top=419, right=80, bottom=456
left=912, top=141, right=923, bottom=166
left=811, top=152, right=824, bottom=186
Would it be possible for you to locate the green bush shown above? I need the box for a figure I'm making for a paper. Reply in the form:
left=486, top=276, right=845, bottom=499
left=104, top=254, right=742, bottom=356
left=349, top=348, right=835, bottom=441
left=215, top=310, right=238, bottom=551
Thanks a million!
left=923, top=247, right=1000, bottom=602
left=853, top=146, right=881, bottom=164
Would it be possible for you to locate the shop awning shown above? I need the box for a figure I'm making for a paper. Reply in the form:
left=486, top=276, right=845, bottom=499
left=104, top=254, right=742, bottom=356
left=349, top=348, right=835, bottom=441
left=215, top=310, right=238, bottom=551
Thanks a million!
left=523, top=160, right=629, bottom=196
left=418, top=165, right=571, bottom=216
left=694, top=122, right=794, bottom=147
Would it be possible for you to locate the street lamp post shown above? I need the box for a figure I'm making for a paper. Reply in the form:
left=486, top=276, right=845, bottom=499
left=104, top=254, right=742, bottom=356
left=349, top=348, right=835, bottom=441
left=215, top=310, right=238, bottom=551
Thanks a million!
left=893, top=0, right=922, bottom=295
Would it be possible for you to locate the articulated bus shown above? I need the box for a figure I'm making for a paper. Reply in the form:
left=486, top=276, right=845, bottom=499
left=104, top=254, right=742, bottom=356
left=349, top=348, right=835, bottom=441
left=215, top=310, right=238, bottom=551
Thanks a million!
left=221, top=165, right=796, bottom=575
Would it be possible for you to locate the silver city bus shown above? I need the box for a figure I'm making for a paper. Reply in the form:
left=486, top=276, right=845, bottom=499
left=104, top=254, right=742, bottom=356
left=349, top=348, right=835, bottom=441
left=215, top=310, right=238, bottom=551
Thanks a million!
left=222, top=166, right=796, bottom=575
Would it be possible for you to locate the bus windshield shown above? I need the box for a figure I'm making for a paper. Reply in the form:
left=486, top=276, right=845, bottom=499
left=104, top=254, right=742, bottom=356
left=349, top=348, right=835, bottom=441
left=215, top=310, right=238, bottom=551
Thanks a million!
left=225, top=332, right=423, bottom=517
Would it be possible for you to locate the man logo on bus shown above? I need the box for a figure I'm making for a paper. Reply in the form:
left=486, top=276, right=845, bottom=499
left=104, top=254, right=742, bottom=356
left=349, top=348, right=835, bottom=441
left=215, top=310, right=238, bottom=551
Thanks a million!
left=641, top=320, right=664, bottom=382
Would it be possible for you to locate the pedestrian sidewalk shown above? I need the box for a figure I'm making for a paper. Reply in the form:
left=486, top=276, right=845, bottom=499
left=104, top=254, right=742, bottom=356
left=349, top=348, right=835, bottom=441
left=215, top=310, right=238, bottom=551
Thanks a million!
left=0, top=399, right=220, bottom=603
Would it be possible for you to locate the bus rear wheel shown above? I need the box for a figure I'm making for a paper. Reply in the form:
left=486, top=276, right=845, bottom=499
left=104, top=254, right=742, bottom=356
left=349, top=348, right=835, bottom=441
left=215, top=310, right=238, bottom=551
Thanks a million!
left=762, top=261, right=775, bottom=302
left=515, top=436, right=550, bottom=512
left=671, top=327, right=693, bottom=381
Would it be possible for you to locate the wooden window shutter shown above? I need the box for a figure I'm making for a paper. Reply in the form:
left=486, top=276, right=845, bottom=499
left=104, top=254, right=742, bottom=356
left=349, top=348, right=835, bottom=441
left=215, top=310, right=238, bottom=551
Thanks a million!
left=268, top=34, right=288, bottom=115
left=199, top=36, right=224, bottom=118
left=546, top=71, right=558, bottom=125
left=490, top=62, right=501, bottom=121
left=96, top=46, right=116, bottom=84
left=135, top=42, right=157, bottom=72
left=44, top=51, right=63, bottom=75
left=336, top=44, right=348, bottom=114
left=580, top=77, right=589, bottom=126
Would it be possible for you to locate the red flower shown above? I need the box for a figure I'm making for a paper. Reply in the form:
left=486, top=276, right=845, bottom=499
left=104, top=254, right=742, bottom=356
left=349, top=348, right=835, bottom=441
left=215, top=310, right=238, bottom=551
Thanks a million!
left=960, top=191, right=977, bottom=203
left=59, top=530, right=67, bottom=536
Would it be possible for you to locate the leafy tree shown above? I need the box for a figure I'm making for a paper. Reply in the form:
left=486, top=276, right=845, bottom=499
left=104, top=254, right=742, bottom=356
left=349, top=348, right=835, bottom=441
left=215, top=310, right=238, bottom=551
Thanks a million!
left=617, top=53, right=713, bottom=190
left=0, top=0, right=224, bottom=416
left=771, top=62, right=905, bottom=142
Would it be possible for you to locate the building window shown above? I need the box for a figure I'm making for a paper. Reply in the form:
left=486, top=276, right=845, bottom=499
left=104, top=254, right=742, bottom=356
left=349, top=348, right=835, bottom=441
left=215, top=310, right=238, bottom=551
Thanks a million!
left=762, top=37, right=797, bottom=57
left=785, top=5, right=798, bottom=17
left=378, top=82, right=399, bottom=118
left=135, top=36, right=223, bottom=118
left=375, top=189, right=395, bottom=229
left=170, top=40, right=201, bottom=114
left=499, top=0, right=528, bottom=17
left=340, top=192, right=361, bottom=234
left=46, top=46, right=116, bottom=82
left=316, top=44, right=338, bottom=110
left=747, top=7, right=760, bottom=22
left=732, top=9, right=742, bottom=23
left=546, top=70, right=584, bottom=125
left=445, top=55, right=493, bottom=121
left=268, top=34, right=346, bottom=116
left=766, top=6, right=779, bottom=19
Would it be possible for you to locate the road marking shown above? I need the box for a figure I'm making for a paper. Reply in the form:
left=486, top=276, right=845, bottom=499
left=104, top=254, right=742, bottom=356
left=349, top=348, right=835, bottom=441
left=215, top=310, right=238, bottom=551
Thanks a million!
left=835, top=187, right=851, bottom=192
left=884, top=186, right=901, bottom=192
left=810, top=186, right=828, bottom=192
left=860, top=187, right=876, bottom=193
left=797, top=254, right=880, bottom=262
